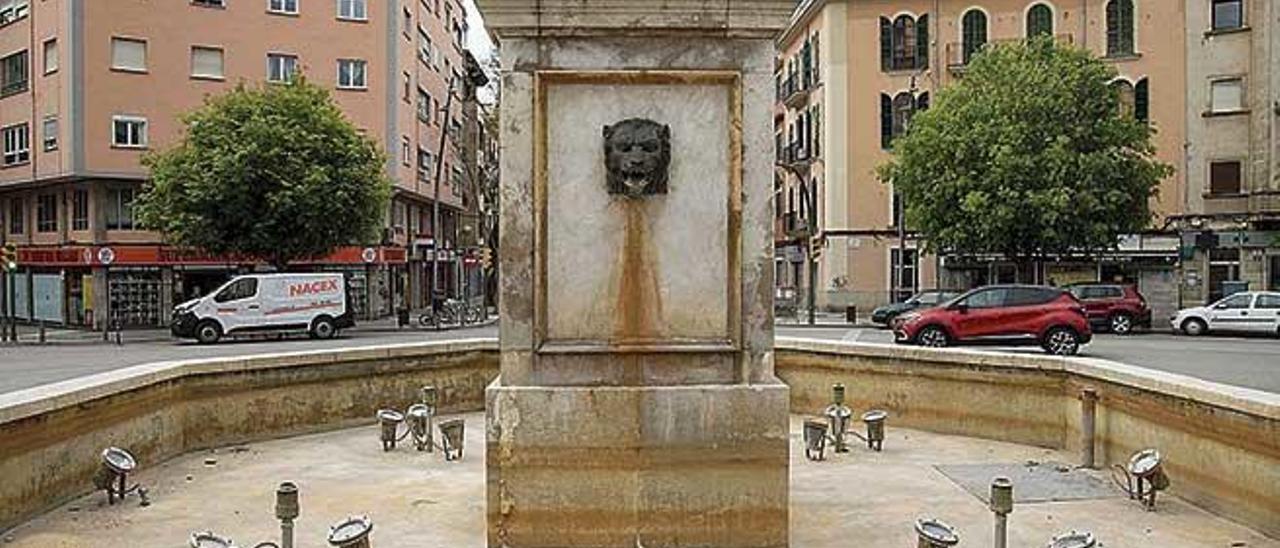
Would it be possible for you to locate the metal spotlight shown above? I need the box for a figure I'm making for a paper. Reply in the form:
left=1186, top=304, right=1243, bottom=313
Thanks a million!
left=802, top=419, right=829, bottom=461
left=93, top=447, right=141, bottom=505
left=439, top=418, right=465, bottom=461
left=275, top=482, right=300, bottom=548
left=376, top=409, right=406, bottom=451
left=189, top=531, right=238, bottom=548
left=823, top=384, right=853, bottom=453
left=1048, top=530, right=1097, bottom=548
left=421, top=385, right=438, bottom=410
left=407, top=404, right=433, bottom=452
left=914, top=517, right=960, bottom=548
left=327, top=515, right=374, bottom=548
left=990, top=477, right=1014, bottom=548
left=1111, top=448, right=1170, bottom=511
left=861, top=409, right=888, bottom=451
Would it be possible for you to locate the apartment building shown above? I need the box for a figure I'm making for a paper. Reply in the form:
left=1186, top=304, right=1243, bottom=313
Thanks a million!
left=1178, top=0, right=1279, bottom=303
left=0, top=0, right=487, bottom=328
left=776, top=0, right=1187, bottom=318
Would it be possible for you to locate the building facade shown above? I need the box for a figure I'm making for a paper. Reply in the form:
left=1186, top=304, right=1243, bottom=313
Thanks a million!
left=776, top=0, right=1188, bottom=319
left=1177, top=0, right=1278, bottom=304
left=0, top=0, right=487, bottom=328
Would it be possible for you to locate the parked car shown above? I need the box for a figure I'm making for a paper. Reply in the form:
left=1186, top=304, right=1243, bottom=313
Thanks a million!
left=893, top=285, right=1092, bottom=356
left=1065, top=283, right=1151, bottom=335
left=171, top=273, right=355, bottom=344
left=1171, top=291, right=1280, bottom=337
left=870, top=289, right=961, bottom=326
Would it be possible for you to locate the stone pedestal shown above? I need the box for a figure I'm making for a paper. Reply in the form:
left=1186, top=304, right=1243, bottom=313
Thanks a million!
left=477, top=2, right=794, bottom=546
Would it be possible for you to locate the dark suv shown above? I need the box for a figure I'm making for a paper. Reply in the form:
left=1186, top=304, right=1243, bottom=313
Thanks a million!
left=1065, top=283, right=1151, bottom=335
left=893, top=285, right=1092, bottom=355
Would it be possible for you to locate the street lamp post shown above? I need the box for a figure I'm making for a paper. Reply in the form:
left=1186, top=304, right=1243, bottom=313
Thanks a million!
left=775, top=161, right=818, bottom=326
left=894, top=75, right=920, bottom=304
left=430, top=76, right=459, bottom=330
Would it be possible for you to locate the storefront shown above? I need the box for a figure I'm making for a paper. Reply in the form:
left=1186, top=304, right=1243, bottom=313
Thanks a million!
left=14, top=244, right=407, bottom=328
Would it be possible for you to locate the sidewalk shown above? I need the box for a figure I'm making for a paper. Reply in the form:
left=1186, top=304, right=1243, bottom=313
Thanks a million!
left=775, top=309, right=869, bottom=328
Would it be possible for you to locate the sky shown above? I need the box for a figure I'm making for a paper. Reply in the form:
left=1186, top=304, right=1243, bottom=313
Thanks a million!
left=463, top=0, right=498, bottom=103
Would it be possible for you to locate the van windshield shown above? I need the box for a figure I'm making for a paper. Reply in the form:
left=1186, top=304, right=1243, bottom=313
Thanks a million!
left=214, top=278, right=259, bottom=303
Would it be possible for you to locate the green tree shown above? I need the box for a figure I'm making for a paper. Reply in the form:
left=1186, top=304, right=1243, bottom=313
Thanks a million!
left=136, top=77, right=391, bottom=269
left=877, top=37, right=1172, bottom=265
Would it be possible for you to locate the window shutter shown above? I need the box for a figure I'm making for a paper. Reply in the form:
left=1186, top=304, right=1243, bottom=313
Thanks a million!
left=916, top=92, right=930, bottom=112
left=1134, top=78, right=1149, bottom=122
left=879, top=17, right=892, bottom=72
left=111, top=38, right=145, bottom=71
left=916, top=15, right=929, bottom=69
left=880, top=94, right=893, bottom=149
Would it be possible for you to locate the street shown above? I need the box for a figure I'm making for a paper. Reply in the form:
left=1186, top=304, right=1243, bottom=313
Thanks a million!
left=1, top=324, right=1277, bottom=395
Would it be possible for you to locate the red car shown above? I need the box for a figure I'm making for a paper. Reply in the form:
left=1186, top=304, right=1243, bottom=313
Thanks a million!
left=1065, top=283, right=1151, bottom=335
left=893, top=285, right=1092, bottom=355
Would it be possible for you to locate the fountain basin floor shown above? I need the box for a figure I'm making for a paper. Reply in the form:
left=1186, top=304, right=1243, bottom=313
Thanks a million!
left=3, top=413, right=1275, bottom=547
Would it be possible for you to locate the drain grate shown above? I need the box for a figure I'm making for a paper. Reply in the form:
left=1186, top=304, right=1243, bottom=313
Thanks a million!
left=935, top=461, right=1120, bottom=504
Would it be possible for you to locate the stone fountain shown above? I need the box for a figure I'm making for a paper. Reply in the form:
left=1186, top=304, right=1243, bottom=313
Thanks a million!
left=478, top=1, right=795, bottom=546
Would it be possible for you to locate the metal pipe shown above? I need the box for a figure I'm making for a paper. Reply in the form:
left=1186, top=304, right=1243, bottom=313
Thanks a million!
left=1080, top=388, right=1098, bottom=469
left=990, top=477, right=1014, bottom=548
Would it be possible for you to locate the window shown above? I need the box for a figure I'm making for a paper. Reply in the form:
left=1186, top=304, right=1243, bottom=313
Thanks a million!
left=337, top=0, right=366, bottom=20
left=192, top=0, right=225, bottom=7
left=1212, top=0, right=1243, bottom=30
left=402, top=71, right=411, bottom=101
left=36, top=193, right=56, bottom=233
left=1026, top=3, right=1053, bottom=37
left=1209, top=161, right=1242, bottom=195
left=962, top=288, right=1008, bottom=309
left=403, top=7, right=412, bottom=34
left=7, top=198, right=22, bottom=235
left=41, top=116, right=56, bottom=151
left=890, top=248, right=919, bottom=302
left=418, top=30, right=434, bottom=66
left=191, top=46, right=224, bottom=79
left=1256, top=294, right=1280, bottom=309
left=214, top=277, right=258, bottom=303
left=1216, top=293, right=1252, bottom=309
left=2, top=123, right=29, bottom=165
left=1113, top=79, right=1136, bottom=117
left=417, top=148, right=433, bottom=180
left=110, top=38, right=147, bottom=72
left=337, top=59, right=366, bottom=89
left=105, top=187, right=137, bottom=230
left=401, top=136, right=411, bottom=166
left=1134, top=78, right=1150, bottom=122
left=268, top=0, right=298, bottom=14
left=1, top=50, right=28, bottom=96
left=111, top=116, right=147, bottom=148
left=417, top=88, right=431, bottom=121
left=42, top=38, right=57, bottom=74
left=1106, top=0, right=1135, bottom=57
left=267, top=53, right=297, bottom=83
left=880, top=91, right=928, bottom=149
left=0, top=0, right=30, bottom=24
left=1210, top=78, right=1244, bottom=113
left=879, top=14, right=928, bottom=71
left=1007, top=287, right=1060, bottom=306
left=961, top=9, right=988, bottom=64
left=71, top=189, right=88, bottom=231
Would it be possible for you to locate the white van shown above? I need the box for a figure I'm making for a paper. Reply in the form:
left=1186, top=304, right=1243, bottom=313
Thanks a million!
left=171, top=273, right=354, bottom=344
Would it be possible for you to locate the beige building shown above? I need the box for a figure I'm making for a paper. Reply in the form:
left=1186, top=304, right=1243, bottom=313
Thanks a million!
left=776, top=0, right=1188, bottom=317
left=1177, top=0, right=1279, bottom=304
left=0, top=0, right=486, bottom=327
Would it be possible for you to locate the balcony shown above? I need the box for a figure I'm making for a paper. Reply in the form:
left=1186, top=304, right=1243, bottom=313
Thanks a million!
left=781, top=211, right=813, bottom=239
left=778, top=71, right=817, bottom=110
left=946, top=34, right=1074, bottom=72
left=779, top=142, right=814, bottom=167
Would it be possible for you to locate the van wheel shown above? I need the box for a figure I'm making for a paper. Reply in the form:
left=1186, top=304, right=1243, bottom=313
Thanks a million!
left=1042, top=327, right=1081, bottom=356
left=310, top=316, right=337, bottom=340
left=1109, top=313, right=1134, bottom=335
left=1181, top=318, right=1208, bottom=337
left=195, top=321, right=222, bottom=345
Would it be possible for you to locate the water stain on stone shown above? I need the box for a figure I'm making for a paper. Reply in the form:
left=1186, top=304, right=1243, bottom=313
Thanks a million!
left=613, top=200, right=663, bottom=344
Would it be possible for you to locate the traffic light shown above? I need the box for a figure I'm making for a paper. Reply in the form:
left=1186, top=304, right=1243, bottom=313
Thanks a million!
left=0, top=243, right=16, bottom=272
left=479, top=247, right=493, bottom=269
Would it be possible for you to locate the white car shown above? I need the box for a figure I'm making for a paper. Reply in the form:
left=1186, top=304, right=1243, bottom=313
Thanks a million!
left=1170, top=291, right=1280, bottom=337
left=171, top=273, right=354, bottom=344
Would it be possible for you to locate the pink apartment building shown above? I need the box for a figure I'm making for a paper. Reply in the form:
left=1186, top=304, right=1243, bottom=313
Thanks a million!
left=0, top=0, right=489, bottom=328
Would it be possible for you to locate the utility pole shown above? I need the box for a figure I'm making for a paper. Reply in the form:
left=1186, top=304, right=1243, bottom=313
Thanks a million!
left=430, top=76, right=458, bottom=330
